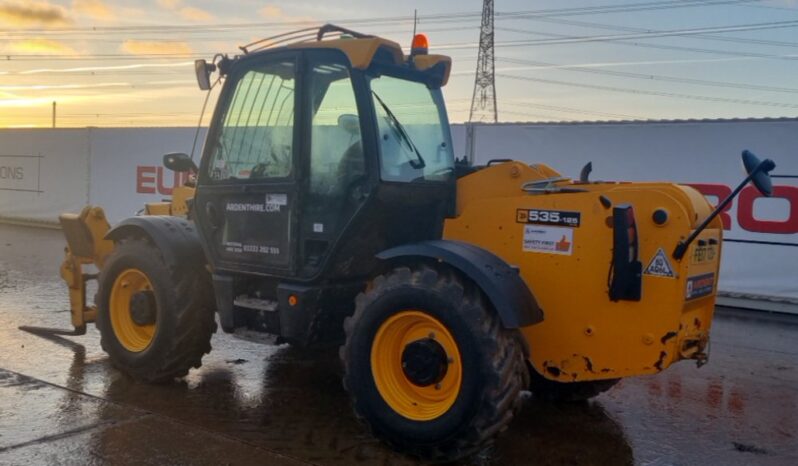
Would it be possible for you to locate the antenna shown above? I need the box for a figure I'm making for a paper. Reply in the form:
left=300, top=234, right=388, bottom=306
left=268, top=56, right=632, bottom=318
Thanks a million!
left=469, top=0, right=497, bottom=123
left=412, top=9, right=418, bottom=40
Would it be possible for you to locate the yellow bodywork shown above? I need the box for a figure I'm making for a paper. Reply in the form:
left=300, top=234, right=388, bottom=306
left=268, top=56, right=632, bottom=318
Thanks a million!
left=286, top=37, right=452, bottom=85
left=144, top=185, right=195, bottom=216
left=59, top=188, right=195, bottom=330
left=58, top=206, right=114, bottom=330
left=444, top=162, right=722, bottom=383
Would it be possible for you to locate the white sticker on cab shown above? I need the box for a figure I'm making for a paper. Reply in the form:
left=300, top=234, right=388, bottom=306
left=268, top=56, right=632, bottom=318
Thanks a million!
left=266, top=193, right=288, bottom=206
left=523, top=225, right=574, bottom=255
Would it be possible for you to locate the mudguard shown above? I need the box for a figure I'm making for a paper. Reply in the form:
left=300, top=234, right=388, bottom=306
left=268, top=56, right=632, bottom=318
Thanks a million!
left=377, top=240, right=544, bottom=328
left=105, top=216, right=206, bottom=269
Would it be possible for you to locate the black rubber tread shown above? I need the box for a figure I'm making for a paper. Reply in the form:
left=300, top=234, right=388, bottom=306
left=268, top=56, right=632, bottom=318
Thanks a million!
left=95, top=237, right=217, bottom=383
left=340, top=265, right=528, bottom=462
left=528, top=366, right=619, bottom=402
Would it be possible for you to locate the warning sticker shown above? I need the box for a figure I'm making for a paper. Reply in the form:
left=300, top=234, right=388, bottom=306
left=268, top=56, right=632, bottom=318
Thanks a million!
left=686, top=273, right=715, bottom=300
left=644, top=248, right=675, bottom=278
left=266, top=193, right=288, bottom=206
left=523, top=225, right=574, bottom=255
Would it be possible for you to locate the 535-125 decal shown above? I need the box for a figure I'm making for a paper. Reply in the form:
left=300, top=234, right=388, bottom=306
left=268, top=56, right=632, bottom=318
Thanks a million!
left=517, top=209, right=581, bottom=227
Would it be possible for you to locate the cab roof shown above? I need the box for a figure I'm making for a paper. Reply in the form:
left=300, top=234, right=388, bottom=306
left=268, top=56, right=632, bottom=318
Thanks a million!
left=238, top=24, right=452, bottom=86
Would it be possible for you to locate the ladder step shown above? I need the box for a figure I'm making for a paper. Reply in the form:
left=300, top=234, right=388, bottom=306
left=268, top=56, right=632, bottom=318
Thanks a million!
left=233, top=296, right=279, bottom=312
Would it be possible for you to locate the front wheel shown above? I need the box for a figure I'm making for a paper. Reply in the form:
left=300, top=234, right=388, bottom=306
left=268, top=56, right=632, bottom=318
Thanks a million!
left=340, top=265, right=527, bottom=461
left=95, top=237, right=216, bottom=383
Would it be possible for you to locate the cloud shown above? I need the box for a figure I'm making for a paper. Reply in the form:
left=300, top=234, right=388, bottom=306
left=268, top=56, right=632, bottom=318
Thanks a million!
left=259, top=5, right=282, bottom=18
left=179, top=6, right=212, bottom=22
left=157, top=0, right=181, bottom=9
left=2, top=38, right=77, bottom=55
left=0, top=0, right=71, bottom=27
left=16, top=61, right=194, bottom=75
left=72, top=0, right=114, bottom=21
left=154, top=0, right=212, bottom=22
left=121, top=40, right=193, bottom=56
left=257, top=4, right=315, bottom=23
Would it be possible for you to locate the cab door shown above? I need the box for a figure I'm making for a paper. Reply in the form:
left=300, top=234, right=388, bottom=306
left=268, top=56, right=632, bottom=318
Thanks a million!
left=297, top=52, right=371, bottom=277
left=195, top=53, right=301, bottom=276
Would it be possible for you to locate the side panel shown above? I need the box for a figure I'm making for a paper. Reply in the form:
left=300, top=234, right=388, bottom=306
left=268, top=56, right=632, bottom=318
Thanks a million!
left=444, top=165, right=721, bottom=382
left=377, top=240, right=544, bottom=328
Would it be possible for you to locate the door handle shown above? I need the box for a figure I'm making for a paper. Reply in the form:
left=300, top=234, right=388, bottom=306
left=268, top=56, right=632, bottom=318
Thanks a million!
left=205, top=202, right=220, bottom=228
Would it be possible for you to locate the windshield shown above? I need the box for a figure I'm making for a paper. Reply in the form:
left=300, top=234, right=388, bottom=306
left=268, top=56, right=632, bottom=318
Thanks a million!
left=369, top=75, right=454, bottom=182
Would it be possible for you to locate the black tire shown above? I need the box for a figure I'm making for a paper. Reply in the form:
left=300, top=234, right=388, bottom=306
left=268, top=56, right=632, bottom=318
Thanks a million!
left=528, top=365, right=619, bottom=402
left=340, top=265, right=528, bottom=461
left=95, top=237, right=216, bottom=383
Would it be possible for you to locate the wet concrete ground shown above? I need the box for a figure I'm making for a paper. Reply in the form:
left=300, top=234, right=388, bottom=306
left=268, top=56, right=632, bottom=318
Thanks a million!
left=0, top=223, right=796, bottom=466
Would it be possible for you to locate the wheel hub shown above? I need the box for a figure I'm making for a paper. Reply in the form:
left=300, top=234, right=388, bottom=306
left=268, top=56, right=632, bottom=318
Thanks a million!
left=129, top=290, right=156, bottom=326
left=401, top=337, right=449, bottom=387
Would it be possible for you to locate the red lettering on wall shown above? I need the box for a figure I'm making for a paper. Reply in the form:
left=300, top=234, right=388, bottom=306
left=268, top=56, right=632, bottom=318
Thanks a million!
left=136, top=166, right=156, bottom=194
left=156, top=167, right=186, bottom=196
left=737, top=186, right=798, bottom=234
left=686, top=183, right=732, bottom=230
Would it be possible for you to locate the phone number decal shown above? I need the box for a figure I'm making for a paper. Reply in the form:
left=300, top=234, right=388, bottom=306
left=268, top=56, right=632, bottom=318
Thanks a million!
left=517, top=209, right=581, bottom=227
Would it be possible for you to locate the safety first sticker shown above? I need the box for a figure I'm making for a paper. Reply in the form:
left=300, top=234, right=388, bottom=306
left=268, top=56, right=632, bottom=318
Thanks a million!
left=523, top=225, right=574, bottom=255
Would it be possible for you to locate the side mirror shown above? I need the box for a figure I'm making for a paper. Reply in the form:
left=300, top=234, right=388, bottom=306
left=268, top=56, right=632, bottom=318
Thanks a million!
left=194, top=59, right=216, bottom=91
left=163, top=152, right=198, bottom=173
left=742, top=150, right=776, bottom=197
left=338, top=114, right=360, bottom=135
left=673, top=149, right=777, bottom=260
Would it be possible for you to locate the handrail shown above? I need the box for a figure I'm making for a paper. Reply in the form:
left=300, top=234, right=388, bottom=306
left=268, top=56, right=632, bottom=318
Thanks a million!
left=240, top=24, right=372, bottom=55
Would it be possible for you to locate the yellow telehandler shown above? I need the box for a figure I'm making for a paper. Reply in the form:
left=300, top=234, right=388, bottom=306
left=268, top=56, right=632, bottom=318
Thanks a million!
left=51, top=25, right=777, bottom=461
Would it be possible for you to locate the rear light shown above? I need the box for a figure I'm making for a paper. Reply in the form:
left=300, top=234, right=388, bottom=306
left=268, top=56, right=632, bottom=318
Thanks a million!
left=609, top=204, right=642, bottom=301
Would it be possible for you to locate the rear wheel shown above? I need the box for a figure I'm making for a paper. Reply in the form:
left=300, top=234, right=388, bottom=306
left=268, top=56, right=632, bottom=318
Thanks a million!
left=96, top=237, right=216, bottom=383
left=340, top=265, right=527, bottom=461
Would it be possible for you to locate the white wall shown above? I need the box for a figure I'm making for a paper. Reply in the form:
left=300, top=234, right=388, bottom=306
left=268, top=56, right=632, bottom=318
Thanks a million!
left=88, top=128, right=206, bottom=222
left=467, top=119, right=798, bottom=303
left=1, top=120, right=795, bottom=306
left=0, top=129, right=90, bottom=223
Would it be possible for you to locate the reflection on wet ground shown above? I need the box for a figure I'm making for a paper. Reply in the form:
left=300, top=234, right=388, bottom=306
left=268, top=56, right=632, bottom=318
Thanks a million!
left=1, top=224, right=796, bottom=465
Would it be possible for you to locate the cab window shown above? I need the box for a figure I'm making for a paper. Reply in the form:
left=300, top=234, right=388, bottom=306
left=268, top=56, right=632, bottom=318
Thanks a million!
left=207, top=60, right=296, bottom=181
left=370, top=75, right=453, bottom=183
left=309, top=63, right=364, bottom=197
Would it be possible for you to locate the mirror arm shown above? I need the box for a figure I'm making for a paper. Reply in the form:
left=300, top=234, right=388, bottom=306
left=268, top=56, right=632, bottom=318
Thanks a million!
left=672, top=160, right=771, bottom=260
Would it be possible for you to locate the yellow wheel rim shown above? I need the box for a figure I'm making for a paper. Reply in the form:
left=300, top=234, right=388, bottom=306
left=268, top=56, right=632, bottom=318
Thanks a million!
left=370, top=310, right=462, bottom=421
left=109, top=268, right=156, bottom=352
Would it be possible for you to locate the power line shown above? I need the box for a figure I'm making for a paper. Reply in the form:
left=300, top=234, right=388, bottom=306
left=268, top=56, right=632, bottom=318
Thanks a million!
left=7, top=18, right=798, bottom=61
left=501, top=100, right=645, bottom=119
left=498, top=73, right=798, bottom=109
left=485, top=20, right=798, bottom=48
left=499, top=57, right=798, bottom=94
left=495, top=26, right=798, bottom=62
left=515, top=15, right=798, bottom=49
left=494, top=109, right=576, bottom=121
left=0, top=0, right=760, bottom=35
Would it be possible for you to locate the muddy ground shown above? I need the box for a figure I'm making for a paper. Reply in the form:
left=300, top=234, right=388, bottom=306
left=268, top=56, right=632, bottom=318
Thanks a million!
left=0, top=223, right=796, bottom=465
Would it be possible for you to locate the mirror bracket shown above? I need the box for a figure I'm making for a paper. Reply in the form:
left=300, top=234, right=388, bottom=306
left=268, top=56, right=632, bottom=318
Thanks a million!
left=673, top=150, right=776, bottom=260
left=163, top=152, right=198, bottom=173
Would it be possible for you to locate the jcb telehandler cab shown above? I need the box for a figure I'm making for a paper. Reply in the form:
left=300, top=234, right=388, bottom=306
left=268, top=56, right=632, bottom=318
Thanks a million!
left=54, top=25, right=777, bottom=461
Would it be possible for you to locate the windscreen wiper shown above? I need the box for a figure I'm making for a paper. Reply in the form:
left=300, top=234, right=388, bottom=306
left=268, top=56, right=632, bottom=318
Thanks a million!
left=372, top=91, right=426, bottom=169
